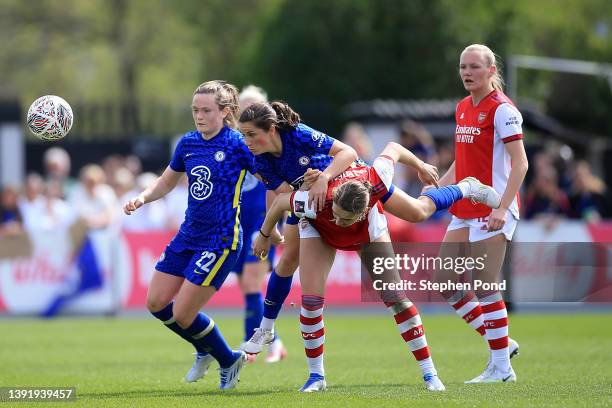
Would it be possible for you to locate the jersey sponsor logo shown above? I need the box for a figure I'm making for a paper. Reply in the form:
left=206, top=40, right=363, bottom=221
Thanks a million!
left=478, top=112, right=487, bottom=123
left=214, top=151, right=225, bottom=162
left=505, top=116, right=520, bottom=126
left=299, top=156, right=310, bottom=166
left=189, top=165, right=214, bottom=200
left=456, top=134, right=475, bottom=143
left=311, top=130, right=327, bottom=148
left=455, top=125, right=481, bottom=144
left=455, top=125, right=481, bottom=135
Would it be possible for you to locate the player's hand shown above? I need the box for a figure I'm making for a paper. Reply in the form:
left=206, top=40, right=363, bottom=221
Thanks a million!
left=308, top=173, right=330, bottom=212
left=270, top=226, right=285, bottom=246
left=123, top=195, right=145, bottom=215
left=417, top=163, right=439, bottom=188
left=487, top=207, right=507, bottom=232
left=253, top=231, right=272, bottom=260
left=300, top=168, right=322, bottom=191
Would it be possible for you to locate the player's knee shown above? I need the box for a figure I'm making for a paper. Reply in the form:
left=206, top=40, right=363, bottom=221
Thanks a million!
left=146, top=294, right=173, bottom=313
left=173, top=309, right=196, bottom=329
left=276, top=248, right=298, bottom=276
left=276, top=257, right=298, bottom=277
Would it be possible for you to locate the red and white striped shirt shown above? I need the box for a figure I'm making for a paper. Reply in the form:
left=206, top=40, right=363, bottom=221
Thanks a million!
left=450, top=90, right=523, bottom=219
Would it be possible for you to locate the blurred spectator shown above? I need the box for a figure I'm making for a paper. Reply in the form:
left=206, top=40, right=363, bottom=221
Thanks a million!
left=18, top=173, right=46, bottom=229
left=0, top=185, right=24, bottom=236
left=121, top=172, right=168, bottom=231
left=436, top=141, right=454, bottom=177
left=342, top=122, right=373, bottom=163
left=398, top=120, right=437, bottom=198
left=43, top=147, right=75, bottom=199
left=524, top=165, right=571, bottom=219
left=239, top=85, right=268, bottom=114
left=124, top=155, right=142, bottom=177
left=69, top=164, right=117, bottom=230
left=113, top=167, right=137, bottom=202
left=569, top=160, right=609, bottom=222
left=396, top=120, right=449, bottom=222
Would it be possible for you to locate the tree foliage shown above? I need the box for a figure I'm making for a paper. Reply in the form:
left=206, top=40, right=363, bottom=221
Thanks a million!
left=0, top=0, right=610, bottom=136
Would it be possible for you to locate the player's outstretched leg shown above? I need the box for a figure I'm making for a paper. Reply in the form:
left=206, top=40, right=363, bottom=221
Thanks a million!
left=299, top=295, right=327, bottom=392
left=385, top=300, right=446, bottom=391
left=458, top=177, right=502, bottom=208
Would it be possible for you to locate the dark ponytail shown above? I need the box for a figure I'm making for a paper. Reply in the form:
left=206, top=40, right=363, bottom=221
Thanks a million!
left=270, top=101, right=300, bottom=131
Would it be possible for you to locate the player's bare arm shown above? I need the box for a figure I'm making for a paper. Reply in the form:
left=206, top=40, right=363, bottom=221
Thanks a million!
left=380, top=142, right=439, bottom=187
left=123, top=166, right=183, bottom=215
left=487, top=140, right=528, bottom=232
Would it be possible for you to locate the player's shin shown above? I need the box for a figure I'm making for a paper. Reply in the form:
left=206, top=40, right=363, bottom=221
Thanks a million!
left=185, top=313, right=238, bottom=368
left=261, top=269, right=293, bottom=331
left=447, top=291, right=486, bottom=336
left=480, top=292, right=510, bottom=372
left=151, top=302, right=209, bottom=355
left=301, top=295, right=325, bottom=376
left=385, top=300, right=437, bottom=377
left=244, top=293, right=263, bottom=341
left=421, top=185, right=464, bottom=210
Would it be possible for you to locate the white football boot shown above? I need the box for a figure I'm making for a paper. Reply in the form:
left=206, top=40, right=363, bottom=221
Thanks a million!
left=184, top=352, right=215, bottom=383
left=219, top=351, right=247, bottom=390
left=423, top=373, right=446, bottom=391
left=242, top=328, right=275, bottom=354
left=299, top=373, right=327, bottom=392
left=465, top=338, right=519, bottom=384
left=459, top=176, right=501, bottom=209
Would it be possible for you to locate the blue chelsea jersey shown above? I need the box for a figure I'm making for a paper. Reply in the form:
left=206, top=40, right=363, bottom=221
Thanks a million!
left=169, top=126, right=255, bottom=250
left=254, top=123, right=334, bottom=191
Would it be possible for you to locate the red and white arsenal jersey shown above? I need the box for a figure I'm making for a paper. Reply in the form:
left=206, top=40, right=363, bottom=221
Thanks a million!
left=290, top=156, right=394, bottom=251
left=450, top=90, right=522, bottom=219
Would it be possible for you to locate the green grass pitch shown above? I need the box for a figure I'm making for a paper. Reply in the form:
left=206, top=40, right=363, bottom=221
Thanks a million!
left=1, top=312, right=611, bottom=407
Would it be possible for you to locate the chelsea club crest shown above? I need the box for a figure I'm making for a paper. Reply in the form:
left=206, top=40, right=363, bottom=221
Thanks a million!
left=215, top=151, right=226, bottom=162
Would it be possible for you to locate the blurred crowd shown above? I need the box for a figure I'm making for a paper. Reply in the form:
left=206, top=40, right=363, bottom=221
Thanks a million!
left=340, top=120, right=611, bottom=224
left=1, top=125, right=610, bottom=239
left=0, top=146, right=187, bottom=238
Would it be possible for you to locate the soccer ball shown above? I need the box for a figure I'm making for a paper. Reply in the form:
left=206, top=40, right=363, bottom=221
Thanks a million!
left=26, top=95, right=74, bottom=140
